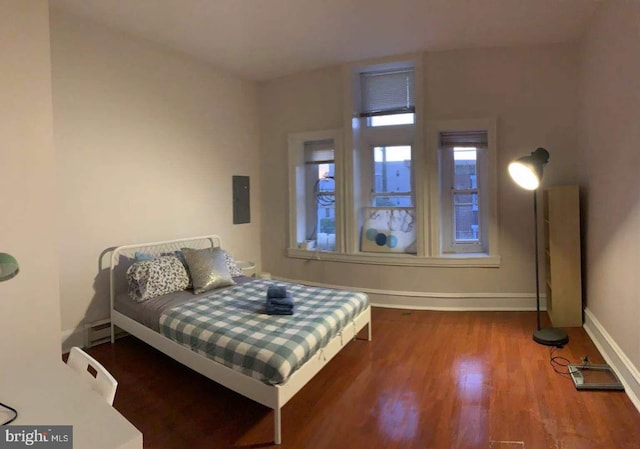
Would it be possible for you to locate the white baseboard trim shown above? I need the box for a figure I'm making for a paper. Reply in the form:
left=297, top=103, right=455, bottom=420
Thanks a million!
left=61, top=327, right=85, bottom=353
left=583, top=308, right=640, bottom=413
left=274, top=276, right=547, bottom=311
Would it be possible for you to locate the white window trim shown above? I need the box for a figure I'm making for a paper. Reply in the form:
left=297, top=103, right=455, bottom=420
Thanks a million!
left=286, top=247, right=501, bottom=267
left=427, top=118, right=499, bottom=258
left=440, top=144, right=484, bottom=253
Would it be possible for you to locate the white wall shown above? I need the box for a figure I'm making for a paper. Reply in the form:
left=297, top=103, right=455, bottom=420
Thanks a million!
left=258, top=44, right=580, bottom=306
left=0, top=0, right=60, bottom=365
left=580, top=1, right=640, bottom=405
left=50, top=9, right=262, bottom=343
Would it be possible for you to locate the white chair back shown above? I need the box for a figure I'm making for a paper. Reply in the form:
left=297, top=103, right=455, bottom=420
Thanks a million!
left=67, top=347, right=118, bottom=406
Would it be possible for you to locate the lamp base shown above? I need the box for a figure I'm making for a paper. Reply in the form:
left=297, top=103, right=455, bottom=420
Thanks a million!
left=533, top=327, right=569, bottom=347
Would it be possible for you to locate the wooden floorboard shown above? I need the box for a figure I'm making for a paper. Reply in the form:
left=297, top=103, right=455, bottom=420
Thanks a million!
left=85, top=308, right=640, bottom=448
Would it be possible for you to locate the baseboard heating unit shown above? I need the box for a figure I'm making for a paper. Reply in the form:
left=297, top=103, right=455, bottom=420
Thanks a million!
left=85, top=319, right=127, bottom=348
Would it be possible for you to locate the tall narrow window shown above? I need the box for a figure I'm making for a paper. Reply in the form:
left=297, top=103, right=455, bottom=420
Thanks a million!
left=288, top=130, right=341, bottom=254
left=453, top=147, right=479, bottom=242
left=304, top=140, right=336, bottom=251
left=440, top=131, right=487, bottom=253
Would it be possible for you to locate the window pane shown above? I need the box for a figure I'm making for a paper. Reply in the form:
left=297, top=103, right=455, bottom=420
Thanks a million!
left=373, top=146, right=412, bottom=206
left=454, top=192, right=479, bottom=241
left=369, top=113, right=415, bottom=127
left=453, top=147, right=477, bottom=190
left=374, top=196, right=412, bottom=207
left=315, top=163, right=335, bottom=251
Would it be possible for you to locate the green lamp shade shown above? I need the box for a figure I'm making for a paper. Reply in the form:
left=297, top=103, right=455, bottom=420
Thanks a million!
left=0, top=253, right=19, bottom=282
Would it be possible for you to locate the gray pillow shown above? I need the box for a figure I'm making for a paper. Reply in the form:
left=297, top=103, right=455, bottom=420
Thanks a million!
left=182, top=247, right=235, bottom=294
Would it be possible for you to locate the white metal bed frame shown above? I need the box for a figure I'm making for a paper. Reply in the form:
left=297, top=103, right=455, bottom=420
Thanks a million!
left=109, top=235, right=371, bottom=444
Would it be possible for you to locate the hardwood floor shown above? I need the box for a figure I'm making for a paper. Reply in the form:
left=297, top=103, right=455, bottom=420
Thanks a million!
left=86, top=308, right=640, bottom=449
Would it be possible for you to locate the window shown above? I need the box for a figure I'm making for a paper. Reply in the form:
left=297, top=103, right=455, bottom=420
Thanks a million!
left=311, top=164, right=336, bottom=250
left=355, top=65, right=417, bottom=254
left=452, top=148, right=479, bottom=241
left=287, top=57, right=499, bottom=266
left=304, top=140, right=336, bottom=251
left=368, top=113, right=415, bottom=127
left=439, top=129, right=492, bottom=254
left=288, top=130, right=342, bottom=253
left=372, top=145, right=413, bottom=207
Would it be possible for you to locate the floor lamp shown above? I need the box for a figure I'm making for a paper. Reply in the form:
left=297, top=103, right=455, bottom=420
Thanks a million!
left=0, top=253, right=19, bottom=282
left=0, top=252, right=20, bottom=425
left=508, top=148, right=569, bottom=347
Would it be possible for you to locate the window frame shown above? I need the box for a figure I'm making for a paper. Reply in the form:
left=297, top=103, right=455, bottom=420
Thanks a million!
left=371, top=144, right=414, bottom=208
left=357, top=121, right=417, bottom=255
left=346, top=58, right=423, bottom=257
left=428, top=118, right=499, bottom=258
left=440, top=144, right=485, bottom=253
left=304, top=160, right=336, bottom=251
left=287, top=129, right=343, bottom=253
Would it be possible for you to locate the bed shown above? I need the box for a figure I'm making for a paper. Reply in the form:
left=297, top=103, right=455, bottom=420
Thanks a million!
left=109, top=235, right=371, bottom=444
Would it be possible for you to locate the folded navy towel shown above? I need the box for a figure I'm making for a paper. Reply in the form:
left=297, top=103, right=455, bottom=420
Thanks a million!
left=266, top=293, right=294, bottom=308
left=266, top=304, right=294, bottom=315
left=267, top=285, right=287, bottom=298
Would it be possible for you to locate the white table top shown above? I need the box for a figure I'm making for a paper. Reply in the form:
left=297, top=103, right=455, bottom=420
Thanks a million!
left=0, top=360, right=142, bottom=449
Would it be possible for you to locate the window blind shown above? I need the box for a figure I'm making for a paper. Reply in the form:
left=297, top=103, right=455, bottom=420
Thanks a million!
left=439, top=130, right=488, bottom=146
left=304, top=139, right=334, bottom=163
left=360, top=69, right=415, bottom=117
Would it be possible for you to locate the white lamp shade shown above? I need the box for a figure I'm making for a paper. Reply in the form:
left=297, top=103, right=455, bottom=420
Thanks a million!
left=508, top=148, right=549, bottom=191
left=508, top=161, right=540, bottom=190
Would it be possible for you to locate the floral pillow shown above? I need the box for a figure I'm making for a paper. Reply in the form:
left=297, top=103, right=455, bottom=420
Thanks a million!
left=134, top=250, right=193, bottom=288
left=223, top=251, right=243, bottom=277
left=126, top=255, right=190, bottom=302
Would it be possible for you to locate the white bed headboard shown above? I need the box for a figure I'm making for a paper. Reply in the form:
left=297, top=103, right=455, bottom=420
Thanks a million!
left=109, top=235, right=222, bottom=309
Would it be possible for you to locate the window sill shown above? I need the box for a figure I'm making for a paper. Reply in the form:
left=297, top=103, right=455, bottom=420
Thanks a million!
left=287, top=248, right=500, bottom=267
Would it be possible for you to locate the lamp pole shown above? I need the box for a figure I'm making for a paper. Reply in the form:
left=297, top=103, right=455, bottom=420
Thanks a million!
left=531, top=186, right=568, bottom=347
left=533, top=189, right=541, bottom=331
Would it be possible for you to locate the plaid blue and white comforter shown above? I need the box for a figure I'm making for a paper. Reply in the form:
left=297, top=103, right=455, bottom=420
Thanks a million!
left=158, top=279, right=369, bottom=385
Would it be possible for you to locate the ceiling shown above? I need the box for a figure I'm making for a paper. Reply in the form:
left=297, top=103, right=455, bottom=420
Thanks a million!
left=50, top=0, right=601, bottom=81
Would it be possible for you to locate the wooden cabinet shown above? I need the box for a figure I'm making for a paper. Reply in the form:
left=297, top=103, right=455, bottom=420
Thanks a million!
left=543, top=185, right=583, bottom=327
